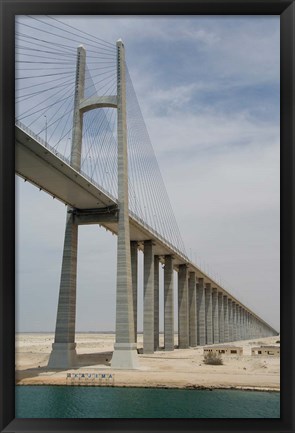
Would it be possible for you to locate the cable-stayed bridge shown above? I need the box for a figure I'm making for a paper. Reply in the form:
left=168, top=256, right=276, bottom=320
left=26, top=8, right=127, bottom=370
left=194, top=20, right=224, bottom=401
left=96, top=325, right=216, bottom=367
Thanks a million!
left=15, top=16, right=278, bottom=369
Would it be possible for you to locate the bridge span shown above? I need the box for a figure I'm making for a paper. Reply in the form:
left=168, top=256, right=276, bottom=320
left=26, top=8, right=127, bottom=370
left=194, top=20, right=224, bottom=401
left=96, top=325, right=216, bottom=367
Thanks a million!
left=16, top=121, right=278, bottom=364
left=15, top=37, right=278, bottom=370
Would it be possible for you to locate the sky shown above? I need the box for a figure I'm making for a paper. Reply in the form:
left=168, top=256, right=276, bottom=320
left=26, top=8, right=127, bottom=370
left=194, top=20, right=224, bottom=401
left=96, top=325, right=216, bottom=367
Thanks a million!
left=15, top=15, right=280, bottom=333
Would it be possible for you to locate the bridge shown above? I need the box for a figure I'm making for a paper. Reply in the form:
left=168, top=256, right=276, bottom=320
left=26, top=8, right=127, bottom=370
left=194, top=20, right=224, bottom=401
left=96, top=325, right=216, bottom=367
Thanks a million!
left=15, top=17, right=278, bottom=369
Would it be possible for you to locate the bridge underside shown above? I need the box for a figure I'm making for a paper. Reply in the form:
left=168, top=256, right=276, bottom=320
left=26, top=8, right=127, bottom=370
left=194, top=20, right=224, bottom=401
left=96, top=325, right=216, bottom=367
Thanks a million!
left=15, top=126, right=192, bottom=262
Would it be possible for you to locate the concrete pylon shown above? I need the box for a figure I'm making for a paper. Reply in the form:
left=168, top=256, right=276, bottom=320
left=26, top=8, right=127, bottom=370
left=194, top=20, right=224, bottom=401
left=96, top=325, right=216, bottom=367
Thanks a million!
left=223, top=295, right=229, bottom=342
left=212, top=288, right=219, bottom=344
left=48, top=45, right=86, bottom=369
left=197, top=278, right=206, bottom=346
left=154, top=255, right=160, bottom=351
left=228, top=299, right=233, bottom=342
left=232, top=302, right=237, bottom=341
left=178, top=264, right=189, bottom=349
left=130, top=241, right=138, bottom=343
left=236, top=305, right=241, bottom=341
left=205, top=283, right=213, bottom=345
left=188, top=272, right=197, bottom=347
left=218, top=292, right=224, bottom=343
left=111, top=40, right=139, bottom=369
left=164, top=255, right=174, bottom=351
left=143, top=240, right=154, bottom=354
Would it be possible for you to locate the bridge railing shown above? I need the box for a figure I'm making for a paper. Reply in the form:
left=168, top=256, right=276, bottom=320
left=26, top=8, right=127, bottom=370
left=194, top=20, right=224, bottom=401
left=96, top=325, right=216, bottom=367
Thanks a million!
left=15, top=120, right=118, bottom=205
left=16, top=120, right=224, bottom=284
left=16, top=120, right=190, bottom=263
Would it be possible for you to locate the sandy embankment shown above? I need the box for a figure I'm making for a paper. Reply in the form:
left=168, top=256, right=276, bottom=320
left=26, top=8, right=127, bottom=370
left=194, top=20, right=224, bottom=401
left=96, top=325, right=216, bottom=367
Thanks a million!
left=15, top=334, right=280, bottom=391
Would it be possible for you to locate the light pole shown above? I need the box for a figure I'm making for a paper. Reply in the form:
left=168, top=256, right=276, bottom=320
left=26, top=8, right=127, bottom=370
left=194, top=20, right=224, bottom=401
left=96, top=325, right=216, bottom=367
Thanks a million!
left=44, top=115, right=47, bottom=144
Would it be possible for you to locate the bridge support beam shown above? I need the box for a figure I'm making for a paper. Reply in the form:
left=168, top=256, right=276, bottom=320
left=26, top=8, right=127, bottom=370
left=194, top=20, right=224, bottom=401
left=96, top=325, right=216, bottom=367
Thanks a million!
left=164, top=255, right=174, bottom=351
left=111, top=39, right=139, bottom=369
left=130, top=241, right=138, bottom=343
left=232, top=302, right=237, bottom=341
left=218, top=292, right=224, bottom=343
left=223, top=295, right=229, bottom=342
left=188, top=272, right=197, bottom=347
left=178, top=264, right=189, bottom=349
left=48, top=211, right=78, bottom=368
left=143, top=240, right=154, bottom=354
left=236, top=305, right=241, bottom=341
left=197, top=278, right=206, bottom=346
left=212, top=288, right=219, bottom=344
left=154, top=256, right=160, bottom=351
left=228, top=299, right=233, bottom=342
left=205, top=283, right=213, bottom=345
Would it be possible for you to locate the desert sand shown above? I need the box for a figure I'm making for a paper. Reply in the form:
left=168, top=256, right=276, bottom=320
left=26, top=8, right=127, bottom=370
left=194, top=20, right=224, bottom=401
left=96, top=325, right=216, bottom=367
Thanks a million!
left=15, top=333, right=280, bottom=391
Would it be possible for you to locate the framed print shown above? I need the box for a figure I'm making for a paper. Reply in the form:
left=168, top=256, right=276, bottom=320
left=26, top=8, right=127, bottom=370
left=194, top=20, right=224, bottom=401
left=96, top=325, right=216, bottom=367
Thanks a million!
left=0, top=0, right=294, bottom=432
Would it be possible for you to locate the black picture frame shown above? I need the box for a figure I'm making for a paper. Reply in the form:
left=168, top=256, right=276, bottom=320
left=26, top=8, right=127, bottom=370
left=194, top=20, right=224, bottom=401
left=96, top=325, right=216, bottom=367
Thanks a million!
left=0, top=1, right=293, bottom=432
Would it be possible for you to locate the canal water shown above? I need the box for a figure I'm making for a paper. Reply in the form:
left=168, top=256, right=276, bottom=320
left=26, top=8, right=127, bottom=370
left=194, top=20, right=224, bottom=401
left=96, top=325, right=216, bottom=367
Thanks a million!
left=16, top=386, right=280, bottom=418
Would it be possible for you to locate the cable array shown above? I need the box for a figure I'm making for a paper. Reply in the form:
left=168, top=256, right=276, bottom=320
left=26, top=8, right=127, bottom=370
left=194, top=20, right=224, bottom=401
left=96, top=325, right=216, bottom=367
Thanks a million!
left=15, top=15, right=116, bottom=160
left=125, top=65, right=187, bottom=255
left=15, top=15, right=186, bottom=255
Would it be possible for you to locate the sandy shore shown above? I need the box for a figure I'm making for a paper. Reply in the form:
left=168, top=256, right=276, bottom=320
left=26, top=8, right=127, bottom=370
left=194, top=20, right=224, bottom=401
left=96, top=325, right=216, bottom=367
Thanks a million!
left=15, top=333, right=280, bottom=391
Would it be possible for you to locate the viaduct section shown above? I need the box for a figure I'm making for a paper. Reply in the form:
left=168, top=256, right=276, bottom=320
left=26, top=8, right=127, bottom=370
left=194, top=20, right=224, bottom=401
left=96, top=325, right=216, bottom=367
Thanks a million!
left=25, top=40, right=277, bottom=370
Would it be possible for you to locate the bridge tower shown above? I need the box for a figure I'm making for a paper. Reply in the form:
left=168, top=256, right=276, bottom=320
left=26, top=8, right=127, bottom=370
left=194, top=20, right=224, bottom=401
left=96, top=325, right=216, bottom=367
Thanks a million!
left=48, top=40, right=139, bottom=369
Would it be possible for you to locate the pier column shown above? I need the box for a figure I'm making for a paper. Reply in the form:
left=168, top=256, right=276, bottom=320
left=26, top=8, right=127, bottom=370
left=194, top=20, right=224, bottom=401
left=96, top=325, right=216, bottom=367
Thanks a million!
left=223, top=295, right=229, bottom=342
left=48, top=46, right=86, bottom=369
left=48, top=212, right=78, bottom=368
left=197, top=278, right=206, bottom=345
left=242, top=308, right=246, bottom=339
left=154, top=255, right=160, bottom=351
left=188, top=272, right=197, bottom=347
left=111, top=40, right=138, bottom=369
left=240, top=308, right=245, bottom=340
left=130, top=241, right=138, bottom=343
left=143, top=240, right=154, bottom=354
left=232, top=302, right=237, bottom=341
left=236, top=305, right=241, bottom=341
left=246, top=311, right=250, bottom=339
left=212, top=288, right=219, bottom=344
left=178, top=264, right=189, bottom=349
left=248, top=314, right=251, bottom=339
left=205, top=283, right=213, bottom=345
left=228, top=299, right=233, bottom=342
left=164, top=255, right=174, bottom=351
left=218, top=292, right=224, bottom=343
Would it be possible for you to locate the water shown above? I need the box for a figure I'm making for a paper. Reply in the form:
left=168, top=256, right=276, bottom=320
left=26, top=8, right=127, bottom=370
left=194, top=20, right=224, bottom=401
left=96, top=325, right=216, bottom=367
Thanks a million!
left=15, top=386, right=280, bottom=418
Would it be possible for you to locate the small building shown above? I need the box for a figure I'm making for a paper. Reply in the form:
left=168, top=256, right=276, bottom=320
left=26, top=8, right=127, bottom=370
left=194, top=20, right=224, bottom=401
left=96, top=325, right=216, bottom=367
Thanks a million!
left=251, top=346, right=280, bottom=356
left=203, top=345, right=243, bottom=356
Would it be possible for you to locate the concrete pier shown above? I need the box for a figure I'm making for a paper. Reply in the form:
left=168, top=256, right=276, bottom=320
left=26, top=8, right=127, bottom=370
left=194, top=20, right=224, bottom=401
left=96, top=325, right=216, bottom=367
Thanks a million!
left=130, top=241, right=138, bottom=343
left=232, top=302, right=237, bottom=341
left=205, top=283, right=213, bottom=345
left=188, top=272, right=197, bottom=347
left=178, top=264, right=189, bottom=349
left=223, top=295, right=229, bottom=342
left=218, top=292, right=224, bottom=343
left=48, top=212, right=78, bottom=368
left=236, top=305, right=241, bottom=341
left=212, top=288, right=219, bottom=344
left=228, top=299, right=233, bottom=342
left=143, top=240, right=154, bottom=354
left=164, top=255, right=174, bottom=351
left=154, top=255, right=160, bottom=351
left=197, top=278, right=206, bottom=346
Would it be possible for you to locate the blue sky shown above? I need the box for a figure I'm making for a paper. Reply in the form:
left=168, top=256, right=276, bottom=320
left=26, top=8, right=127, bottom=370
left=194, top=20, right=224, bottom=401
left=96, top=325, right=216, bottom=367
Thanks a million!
left=16, top=16, right=280, bottom=333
